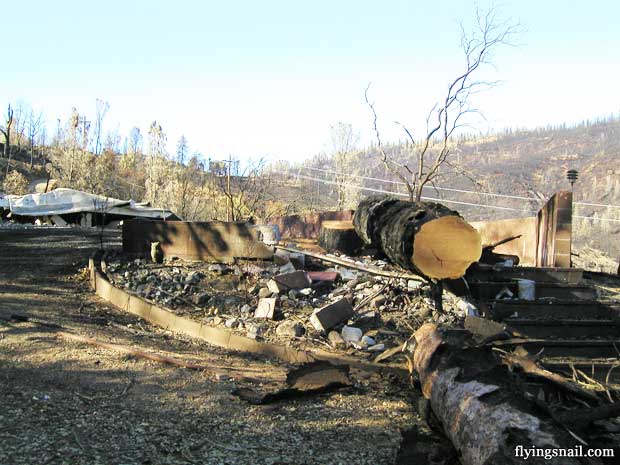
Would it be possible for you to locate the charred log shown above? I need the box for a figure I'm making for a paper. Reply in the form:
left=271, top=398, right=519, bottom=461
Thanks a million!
left=353, top=195, right=482, bottom=280
left=318, top=220, right=363, bottom=256
left=412, top=323, right=603, bottom=465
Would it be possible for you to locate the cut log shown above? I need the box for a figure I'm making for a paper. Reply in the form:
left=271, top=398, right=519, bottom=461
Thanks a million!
left=412, top=323, right=602, bottom=465
left=353, top=195, right=482, bottom=280
left=317, top=220, right=363, bottom=256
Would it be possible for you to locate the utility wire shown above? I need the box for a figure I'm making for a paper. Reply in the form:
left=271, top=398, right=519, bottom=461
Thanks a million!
left=297, top=165, right=620, bottom=210
left=273, top=169, right=535, bottom=213
left=277, top=169, right=620, bottom=223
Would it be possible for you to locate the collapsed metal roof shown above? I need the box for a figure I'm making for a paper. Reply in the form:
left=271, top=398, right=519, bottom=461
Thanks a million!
left=0, top=188, right=174, bottom=220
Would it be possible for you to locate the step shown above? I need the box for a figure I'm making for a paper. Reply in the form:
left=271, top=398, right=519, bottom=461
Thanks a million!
left=468, top=265, right=583, bottom=284
left=505, top=319, right=620, bottom=339
left=487, top=300, right=619, bottom=320
left=518, top=340, right=620, bottom=358
left=470, top=281, right=598, bottom=301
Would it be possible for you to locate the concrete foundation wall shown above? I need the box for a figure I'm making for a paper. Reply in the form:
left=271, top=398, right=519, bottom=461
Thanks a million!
left=122, top=220, right=274, bottom=262
left=470, top=217, right=538, bottom=266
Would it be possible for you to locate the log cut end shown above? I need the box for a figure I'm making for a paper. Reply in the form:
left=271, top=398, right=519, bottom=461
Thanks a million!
left=318, top=221, right=364, bottom=256
left=412, top=216, right=482, bottom=280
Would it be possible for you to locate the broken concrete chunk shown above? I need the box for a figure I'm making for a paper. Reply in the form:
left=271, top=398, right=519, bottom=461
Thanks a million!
left=192, top=292, right=210, bottom=306
left=267, top=280, right=283, bottom=294
left=273, top=270, right=312, bottom=290
left=276, top=320, right=305, bottom=338
left=246, top=322, right=265, bottom=339
left=225, top=318, right=238, bottom=328
left=456, top=299, right=479, bottom=317
left=361, top=335, right=376, bottom=346
left=309, top=298, right=354, bottom=332
left=299, top=288, right=312, bottom=296
left=367, top=343, right=385, bottom=352
left=341, top=325, right=363, bottom=343
left=254, top=298, right=277, bottom=319
left=278, top=262, right=297, bottom=274
left=407, top=280, right=422, bottom=291
left=337, top=269, right=357, bottom=281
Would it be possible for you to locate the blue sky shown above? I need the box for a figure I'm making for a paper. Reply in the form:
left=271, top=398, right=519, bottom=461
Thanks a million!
left=3, top=0, right=619, bottom=162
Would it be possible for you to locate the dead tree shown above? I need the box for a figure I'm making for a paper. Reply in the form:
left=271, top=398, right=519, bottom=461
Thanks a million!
left=365, top=7, right=518, bottom=202
left=353, top=195, right=481, bottom=280
left=1, top=104, right=14, bottom=160
left=27, top=109, right=43, bottom=169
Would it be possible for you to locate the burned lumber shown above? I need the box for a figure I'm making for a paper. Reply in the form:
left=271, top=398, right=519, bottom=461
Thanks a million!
left=353, top=195, right=481, bottom=280
left=317, top=220, right=364, bottom=255
left=412, top=323, right=601, bottom=465
left=232, top=361, right=351, bottom=404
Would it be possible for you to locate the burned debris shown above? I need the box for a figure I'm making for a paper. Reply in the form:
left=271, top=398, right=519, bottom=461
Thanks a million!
left=80, top=192, right=620, bottom=464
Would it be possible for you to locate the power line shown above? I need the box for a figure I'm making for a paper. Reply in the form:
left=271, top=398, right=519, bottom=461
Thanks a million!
left=279, top=169, right=620, bottom=224
left=299, top=166, right=539, bottom=201
left=573, top=215, right=620, bottom=224
left=298, top=165, right=620, bottom=210
left=574, top=201, right=620, bottom=209
left=275, top=169, right=534, bottom=213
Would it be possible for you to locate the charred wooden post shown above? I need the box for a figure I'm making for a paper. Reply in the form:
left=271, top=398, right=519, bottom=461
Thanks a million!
left=413, top=323, right=601, bottom=465
left=317, top=220, right=363, bottom=256
left=353, top=195, right=482, bottom=280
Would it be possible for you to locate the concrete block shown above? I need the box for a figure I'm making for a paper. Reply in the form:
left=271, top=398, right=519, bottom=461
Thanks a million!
left=267, top=279, right=283, bottom=294
left=254, top=298, right=277, bottom=319
left=309, top=298, right=353, bottom=332
left=274, top=270, right=312, bottom=290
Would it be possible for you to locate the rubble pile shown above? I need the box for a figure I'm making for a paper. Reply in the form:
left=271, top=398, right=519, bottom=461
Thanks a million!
left=103, top=249, right=473, bottom=360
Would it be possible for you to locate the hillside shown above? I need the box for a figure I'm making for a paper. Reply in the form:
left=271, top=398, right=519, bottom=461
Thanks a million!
left=298, top=115, right=620, bottom=256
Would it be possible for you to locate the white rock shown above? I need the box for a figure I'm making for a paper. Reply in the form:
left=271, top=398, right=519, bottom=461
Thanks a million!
left=361, top=335, right=376, bottom=346
left=408, top=280, right=422, bottom=291
left=341, top=325, right=363, bottom=343
left=367, top=343, right=385, bottom=352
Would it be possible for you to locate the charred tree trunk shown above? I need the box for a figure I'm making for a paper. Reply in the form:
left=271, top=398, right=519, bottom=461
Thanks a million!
left=318, top=220, right=363, bottom=256
left=353, top=195, right=481, bottom=280
left=413, top=323, right=602, bottom=465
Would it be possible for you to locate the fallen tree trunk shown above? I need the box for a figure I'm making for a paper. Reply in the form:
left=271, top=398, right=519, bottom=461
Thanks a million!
left=353, top=195, right=481, bottom=280
left=412, top=323, right=602, bottom=465
left=317, top=220, right=363, bottom=255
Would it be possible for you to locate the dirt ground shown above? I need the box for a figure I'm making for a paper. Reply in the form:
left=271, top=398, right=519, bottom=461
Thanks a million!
left=0, top=228, right=444, bottom=465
